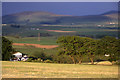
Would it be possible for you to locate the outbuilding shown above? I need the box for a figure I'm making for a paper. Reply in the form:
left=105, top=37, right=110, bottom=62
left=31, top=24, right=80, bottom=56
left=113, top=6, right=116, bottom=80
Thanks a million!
left=13, top=52, right=22, bottom=58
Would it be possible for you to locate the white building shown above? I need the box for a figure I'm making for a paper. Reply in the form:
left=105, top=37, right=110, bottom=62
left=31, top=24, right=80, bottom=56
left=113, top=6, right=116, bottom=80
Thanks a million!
left=13, top=52, right=22, bottom=58
left=105, top=54, right=110, bottom=57
left=21, top=55, right=29, bottom=61
left=12, top=52, right=29, bottom=61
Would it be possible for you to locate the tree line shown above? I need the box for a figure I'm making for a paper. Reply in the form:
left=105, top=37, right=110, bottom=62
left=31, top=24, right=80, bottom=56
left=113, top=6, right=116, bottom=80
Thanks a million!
left=56, top=36, right=120, bottom=64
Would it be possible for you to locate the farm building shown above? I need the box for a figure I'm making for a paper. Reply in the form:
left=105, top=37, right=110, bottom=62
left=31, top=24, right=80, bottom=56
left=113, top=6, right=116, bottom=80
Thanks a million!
left=21, top=55, right=29, bottom=61
left=13, top=52, right=22, bottom=58
left=11, top=52, right=28, bottom=61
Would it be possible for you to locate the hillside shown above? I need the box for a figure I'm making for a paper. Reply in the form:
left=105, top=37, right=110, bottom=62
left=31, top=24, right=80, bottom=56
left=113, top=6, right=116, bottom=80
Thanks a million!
left=2, top=11, right=118, bottom=38
left=2, top=11, right=62, bottom=24
left=2, top=11, right=118, bottom=25
left=101, top=11, right=118, bottom=19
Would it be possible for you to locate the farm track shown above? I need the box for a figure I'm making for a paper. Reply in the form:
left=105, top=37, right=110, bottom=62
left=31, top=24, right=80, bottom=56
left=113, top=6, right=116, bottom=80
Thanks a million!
left=13, top=43, right=58, bottom=49
left=46, top=30, right=76, bottom=33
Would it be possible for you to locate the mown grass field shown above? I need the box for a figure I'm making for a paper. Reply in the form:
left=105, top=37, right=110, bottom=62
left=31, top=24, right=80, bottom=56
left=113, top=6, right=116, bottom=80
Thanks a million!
left=2, top=61, right=118, bottom=78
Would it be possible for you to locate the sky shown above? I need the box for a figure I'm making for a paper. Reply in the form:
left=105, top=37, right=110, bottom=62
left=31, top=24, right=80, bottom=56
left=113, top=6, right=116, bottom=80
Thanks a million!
left=2, top=2, right=118, bottom=16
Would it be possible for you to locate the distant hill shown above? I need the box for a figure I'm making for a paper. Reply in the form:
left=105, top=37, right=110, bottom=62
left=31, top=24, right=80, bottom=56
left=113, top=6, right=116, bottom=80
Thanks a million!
left=2, top=11, right=118, bottom=25
left=101, top=11, right=118, bottom=19
left=2, top=11, right=64, bottom=24
left=101, top=11, right=118, bottom=15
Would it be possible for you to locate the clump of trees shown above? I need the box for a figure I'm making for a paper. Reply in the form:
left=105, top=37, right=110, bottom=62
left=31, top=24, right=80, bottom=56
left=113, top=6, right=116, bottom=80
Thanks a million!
left=2, top=37, right=15, bottom=61
left=2, top=36, right=120, bottom=65
left=27, top=50, right=53, bottom=63
left=57, top=36, right=120, bottom=64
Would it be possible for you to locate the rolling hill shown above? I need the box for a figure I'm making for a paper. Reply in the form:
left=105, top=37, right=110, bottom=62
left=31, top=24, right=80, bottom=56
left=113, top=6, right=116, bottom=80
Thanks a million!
left=101, top=11, right=118, bottom=19
left=2, top=11, right=118, bottom=25
left=2, top=11, right=118, bottom=38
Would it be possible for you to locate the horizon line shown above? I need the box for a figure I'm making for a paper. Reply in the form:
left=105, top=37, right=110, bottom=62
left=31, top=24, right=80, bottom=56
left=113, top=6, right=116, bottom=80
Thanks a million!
left=1, top=0, right=120, bottom=2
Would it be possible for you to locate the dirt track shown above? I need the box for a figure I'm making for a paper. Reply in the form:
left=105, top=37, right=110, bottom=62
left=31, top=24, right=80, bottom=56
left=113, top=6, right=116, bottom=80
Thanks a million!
left=46, top=30, right=76, bottom=33
left=13, top=43, right=58, bottom=49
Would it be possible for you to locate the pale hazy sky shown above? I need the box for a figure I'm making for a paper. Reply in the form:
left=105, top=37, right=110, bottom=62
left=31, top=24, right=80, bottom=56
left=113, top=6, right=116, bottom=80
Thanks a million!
left=2, top=2, right=118, bottom=16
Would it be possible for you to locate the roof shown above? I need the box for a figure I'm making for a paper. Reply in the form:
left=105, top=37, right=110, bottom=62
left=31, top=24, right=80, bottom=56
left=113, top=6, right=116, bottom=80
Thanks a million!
left=13, top=52, right=22, bottom=55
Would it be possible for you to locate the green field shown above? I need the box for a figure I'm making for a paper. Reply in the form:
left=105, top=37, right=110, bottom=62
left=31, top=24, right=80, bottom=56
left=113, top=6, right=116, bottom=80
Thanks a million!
left=2, top=61, right=118, bottom=78
left=6, top=36, right=57, bottom=45
left=12, top=45, right=58, bottom=56
left=3, top=24, right=118, bottom=38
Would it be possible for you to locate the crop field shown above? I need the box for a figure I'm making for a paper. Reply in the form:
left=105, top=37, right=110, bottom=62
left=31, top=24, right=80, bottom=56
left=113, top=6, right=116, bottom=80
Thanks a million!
left=2, top=61, right=118, bottom=78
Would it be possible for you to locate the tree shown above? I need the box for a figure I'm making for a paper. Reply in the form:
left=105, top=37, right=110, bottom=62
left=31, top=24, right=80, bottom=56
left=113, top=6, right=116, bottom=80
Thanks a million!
left=57, top=36, right=92, bottom=64
left=33, top=50, right=46, bottom=60
left=83, top=39, right=97, bottom=64
left=98, top=36, right=120, bottom=64
left=2, top=37, right=14, bottom=61
left=57, top=36, right=77, bottom=64
left=74, top=37, right=92, bottom=64
left=57, top=35, right=120, bottom=65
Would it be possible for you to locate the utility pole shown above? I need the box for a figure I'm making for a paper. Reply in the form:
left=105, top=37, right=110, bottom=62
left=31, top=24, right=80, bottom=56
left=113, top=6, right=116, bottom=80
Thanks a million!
left=38, top=33, right=40, bottom=41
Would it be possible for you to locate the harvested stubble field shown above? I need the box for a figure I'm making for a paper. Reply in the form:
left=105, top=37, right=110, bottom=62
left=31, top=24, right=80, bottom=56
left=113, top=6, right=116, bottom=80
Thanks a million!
left=2, top=61, right=118, bottom=78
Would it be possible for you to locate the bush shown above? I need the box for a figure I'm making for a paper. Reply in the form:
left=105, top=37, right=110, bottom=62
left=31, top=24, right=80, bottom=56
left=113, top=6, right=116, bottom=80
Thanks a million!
left=52, top=55, right=73, bottom=64
left=26, top=57, right=44, bottom=62
left=114, top=61, right=120, bottom=65
left=32, top=51, right=46, bottom=60
left=44, top=59, right=53, bottom=63
left=26, top=58, right=33, bottom=62
left=33, top=58, right=43, bottom=62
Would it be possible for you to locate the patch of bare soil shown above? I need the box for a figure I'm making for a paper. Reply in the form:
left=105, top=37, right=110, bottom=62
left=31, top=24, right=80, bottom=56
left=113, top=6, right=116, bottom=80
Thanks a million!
left=13, top=43, right=58, bottom=49
left=46, top=30, right=76, bottom=33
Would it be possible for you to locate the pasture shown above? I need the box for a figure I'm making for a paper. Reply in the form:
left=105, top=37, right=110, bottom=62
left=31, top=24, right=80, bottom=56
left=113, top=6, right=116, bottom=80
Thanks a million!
left=2, top=61, right=118, bottom=78
left=6, top=36, right=57, bottom=45
left=12, top=45, right=57, bottom=56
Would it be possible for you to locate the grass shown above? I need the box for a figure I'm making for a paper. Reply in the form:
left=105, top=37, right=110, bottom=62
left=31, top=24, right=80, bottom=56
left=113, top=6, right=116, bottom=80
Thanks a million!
left=6, top=36, right=58, bottom=56
left=12, top=45, right=57, bottom=56
left=5, top=26, right=118, bottom=46
left=2, top=61, right=118, bottom=78
left=6, top=36, right=57, bottom=45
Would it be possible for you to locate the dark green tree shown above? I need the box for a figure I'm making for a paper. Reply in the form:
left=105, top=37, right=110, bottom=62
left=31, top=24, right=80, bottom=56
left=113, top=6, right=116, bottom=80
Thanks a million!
left=98, top=36, right=120, bottom=64
left=83, top=39, right=97, bottom=64
left=2, top=37, right=14, bottom=61
left=57, top=36, right=92, bottom=64
left=74, top=37, right=92, bottom=64
left=57, top=36, right=76, bottom=64
left=33, top=50, right=46, bottom=60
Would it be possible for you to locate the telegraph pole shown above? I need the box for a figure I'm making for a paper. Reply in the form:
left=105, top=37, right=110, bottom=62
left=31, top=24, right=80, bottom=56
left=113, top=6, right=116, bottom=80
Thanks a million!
left=38, top=33, right=40, bottom=41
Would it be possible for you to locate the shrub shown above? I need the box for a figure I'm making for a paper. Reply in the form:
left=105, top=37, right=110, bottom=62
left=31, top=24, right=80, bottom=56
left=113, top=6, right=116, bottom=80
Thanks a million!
left=26, top=58, right=33, bottom=62
left=44, top=59, right=53, bottom=63
left=32, top=51, right=46, bottom=60
left=33, top=58, right=43, bottom=62
left=115, top=61, right=120, bottom=65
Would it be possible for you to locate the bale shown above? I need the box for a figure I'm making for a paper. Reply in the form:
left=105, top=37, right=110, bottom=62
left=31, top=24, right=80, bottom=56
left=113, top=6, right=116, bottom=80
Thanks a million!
left=97, top=61, right=112, bottom=65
